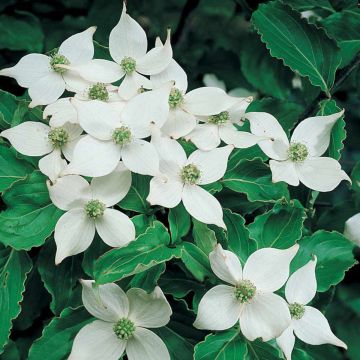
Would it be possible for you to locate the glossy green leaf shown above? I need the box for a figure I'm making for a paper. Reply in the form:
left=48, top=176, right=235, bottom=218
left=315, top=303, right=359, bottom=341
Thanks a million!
left=28, top=307, right=93, bottom=360
left=251, top=1, right=341, bottom=95
left=248, top=200, right=306, bottom=249
left=169, top=203, right=191, bottom=242
left=222, top=158, right=289, bottom=202
left=0, top=246, right=32, bottom=353
left=291, top=230, right=356, bottom=291
left=127, top=263, right=166, bottom=292
left=118, top=174, right=150, bottom=213
left=0, top=145, right=34, bottom=192
left=322, top=9, right=360, bottom=67
left=0, top=13, right=44, bottom=52
left=0, top=171, right=62, bottom=250
left=94, top=221, right=182, bottom=284
left=192, top=220, right=217, bottom=255
left=37, top=241, right=83, bottom=315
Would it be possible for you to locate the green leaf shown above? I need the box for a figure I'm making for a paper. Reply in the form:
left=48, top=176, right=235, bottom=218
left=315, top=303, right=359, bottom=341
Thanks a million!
left=240, top=35, right=292, bottom=99
left=222, top=158, right=289, bottom=202
left=0, top=171, right=62, bottom=250
left=194, top=329, right=246, bottom=360
left=292, top=230, right=356, bottom=291
left=119, top=174, right=150, bottom=213
left=192, top=220, right=217, bottom=255
left=322, top=9, right=360, bottom=67
left=94, top=221, right=182, bottom=284
left=37, top=241, right=83, bottom=315
left=286, top=0, right=334, bottom=12
left=317, top=99, right=346, bottom=160
left=0, top=145, right=34, bottom=192
left=28, top=307, right=93, bottom=360
left=0, top=246, right=32, bottom=353
left=251, top=1, right=341, bottom=95
left=169, top=203, right=191, bottom=242
left=179, top=242, right=213, bottom=282
left=0, top=12, right=44, bottom=52
left=127, top=263, right=166, bottom=292
left=248, top=200, right=306, bottom=249
left=194, top=329, right=282, bottom=359
left=222, top=209, right=256, bottom=264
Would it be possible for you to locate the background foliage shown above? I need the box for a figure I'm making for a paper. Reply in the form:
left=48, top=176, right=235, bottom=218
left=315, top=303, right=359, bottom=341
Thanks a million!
left=0, top=0, right=359, bottom=359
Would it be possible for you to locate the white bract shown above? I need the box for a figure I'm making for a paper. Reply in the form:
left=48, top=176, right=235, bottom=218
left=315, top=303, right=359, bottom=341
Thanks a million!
left=1, top=121, right=82, bottom=182
left=276, top=257, right=347, bottom=359
left=61, top=4, right=172, bottom=100
left=47, top=163, right=135, bottom=264
left=0, top=27, right=96, bottom=107
left=68, top=281, right=172, bottom=360
left=185, top=97, right=268, bottom=151
left=147, top=127, right=233, bottom=228
left=245, top=110, right=351, bottom=191
left=194, top=243, right=299, bottom=341
left=344, top=213, right=360, bottom=247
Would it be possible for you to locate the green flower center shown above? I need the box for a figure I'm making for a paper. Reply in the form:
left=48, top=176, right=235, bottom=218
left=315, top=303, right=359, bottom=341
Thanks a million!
left=289, top=302, right=305, bottom=320
left=50, top=53, right=70, bottom=74
left=168, top=88, right=184, bottom=109
left=234, top=280, right=256, bottom=303
left=208, top=111, right=230, bottom=125
left=112, top=126, right=132, bottom=146
left=120, top=57, right=136, bottom=74
left=288, top=142, right=308, bottom=162
left=113, top=318, right=135, bottom=340
left=88, top=83, right=109, bottom=101
left=48, top=127, right=69, bottom=148
left=84, top=199, right=106, bottom=219
left=180, top=164, right=201, bottom=185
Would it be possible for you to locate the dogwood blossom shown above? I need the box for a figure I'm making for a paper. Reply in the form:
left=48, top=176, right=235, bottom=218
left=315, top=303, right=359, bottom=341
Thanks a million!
left=1, top=121, right=82, bottom=181
left=194, top=243, right=299, bottom=340
left=60, top=84, right=171, bottom=178
left=185, top=97, right=268, bottom=151
left=151, top=47, right=243, bottom=139
left=147, top=127, right=233, bottom=228
left=47, top=163, right=135, bottom=264
left=68, top=281, right=172, bottom=360
left=245, top=110, right=351, bottom=191
left=276, top=257, right=347, bottom=359
left=60, top=4, right=172, bottom=100
left=0, top=27, right=96, bottom=107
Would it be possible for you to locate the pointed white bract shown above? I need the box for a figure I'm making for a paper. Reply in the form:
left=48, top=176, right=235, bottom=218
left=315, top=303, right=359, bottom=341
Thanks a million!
left=47, top=163, right=135, bottom=264
left=194, top=243, right=299, bottom=341
left=68, top=281, right=171, bottom=360
left=245, top=110, right=351, bottom=191
left=344, top=213, right=360, bottom=246
left=276, top=257, right=347, bottom=359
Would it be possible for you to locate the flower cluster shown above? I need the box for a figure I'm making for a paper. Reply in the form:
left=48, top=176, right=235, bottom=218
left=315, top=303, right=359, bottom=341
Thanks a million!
left=0, top=3, right=351, bottom=360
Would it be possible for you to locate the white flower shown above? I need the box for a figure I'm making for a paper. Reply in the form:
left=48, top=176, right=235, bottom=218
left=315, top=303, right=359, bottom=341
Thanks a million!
left=344, top=213, right=360, bottom=247
left=194, top=243, right=299, bottom=341
left=0, top=27, right=96, bottom=107
left=276, top=257, right=347, bottom=359
left=185, top=97, right=267, bottom=151
left=150, top=47, right=241, bottom=139
left=245, top=110, right=351, bottom=191
left=62, top=3, right=173, bottom=100
left=147, top=127, right=233, bottom=228
left=61, top=85, right=171, bottom=178
left=68, top=281, right=172, bottom=360
left=1, top=121, right=82, bottom=182
left=47, top=163, right=135, bottom=264
left=44, top=98, right=79, bottom=127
